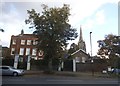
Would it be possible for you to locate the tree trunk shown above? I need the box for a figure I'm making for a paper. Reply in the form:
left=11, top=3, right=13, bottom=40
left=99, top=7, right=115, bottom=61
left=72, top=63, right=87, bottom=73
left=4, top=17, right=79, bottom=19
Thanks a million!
left=48, top=58, right=53, bottom=72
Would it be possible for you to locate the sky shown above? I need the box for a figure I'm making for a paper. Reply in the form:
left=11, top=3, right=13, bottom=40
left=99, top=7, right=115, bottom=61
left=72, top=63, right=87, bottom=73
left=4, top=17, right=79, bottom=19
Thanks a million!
left=0, top=0, right=119, bottom=56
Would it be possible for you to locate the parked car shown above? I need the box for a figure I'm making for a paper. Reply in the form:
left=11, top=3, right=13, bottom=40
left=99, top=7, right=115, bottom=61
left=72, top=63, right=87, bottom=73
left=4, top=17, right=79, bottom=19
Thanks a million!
left=0, top=66, right=24, bottom=76
left=112, top=68, right=120, bottom=74
left=102, top=68, right=114, bottom=74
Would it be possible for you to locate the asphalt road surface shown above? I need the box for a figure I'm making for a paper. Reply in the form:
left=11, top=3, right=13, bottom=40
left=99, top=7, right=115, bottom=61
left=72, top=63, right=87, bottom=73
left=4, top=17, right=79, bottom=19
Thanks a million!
left=1, top=75, right=120, bottom=86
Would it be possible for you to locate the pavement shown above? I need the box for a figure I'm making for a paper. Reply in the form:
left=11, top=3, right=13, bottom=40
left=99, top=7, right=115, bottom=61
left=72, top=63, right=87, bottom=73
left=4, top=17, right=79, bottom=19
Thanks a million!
left=24, top=70, right=118, bottom=79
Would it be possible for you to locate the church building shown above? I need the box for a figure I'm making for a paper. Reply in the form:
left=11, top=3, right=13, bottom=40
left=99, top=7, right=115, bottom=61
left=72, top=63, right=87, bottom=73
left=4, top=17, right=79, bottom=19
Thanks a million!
left=71, top=26, right=89, bottom=63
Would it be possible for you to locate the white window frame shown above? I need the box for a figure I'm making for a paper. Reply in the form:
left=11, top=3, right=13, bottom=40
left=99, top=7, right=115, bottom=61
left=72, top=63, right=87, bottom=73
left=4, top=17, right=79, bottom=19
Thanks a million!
left=12, top=39, right=16, bottom=45
left=33, top=40, right=38, bottom=45
left=82, top=57, right=86, bottom=63
left=11, top=48, right=15, bottom=55
left=21, top=40, right=25, bottom=45
left=32, top=48, right=37, bottom=56
left=75, top=57, right=80, bottom=63
left=26, top=48, right=30, bottom=55
left=19, top=48, right=24, bottom=55
left=27, top=40, right=31, bottom=45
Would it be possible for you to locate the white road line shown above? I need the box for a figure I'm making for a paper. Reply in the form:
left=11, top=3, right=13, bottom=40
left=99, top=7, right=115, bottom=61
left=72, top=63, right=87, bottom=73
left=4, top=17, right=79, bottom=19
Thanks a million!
left=47, top=79, right=83, bottom=82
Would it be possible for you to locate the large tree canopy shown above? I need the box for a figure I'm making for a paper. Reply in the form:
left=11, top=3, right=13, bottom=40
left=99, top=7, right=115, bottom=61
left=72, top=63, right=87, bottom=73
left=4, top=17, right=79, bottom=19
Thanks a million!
left=97, top=34, right=120, bottom=68
left=25, top=4, right=78, bottom=71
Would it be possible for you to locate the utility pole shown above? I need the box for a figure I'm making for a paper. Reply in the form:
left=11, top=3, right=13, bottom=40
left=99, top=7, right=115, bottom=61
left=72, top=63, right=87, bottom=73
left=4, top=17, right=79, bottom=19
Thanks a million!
left=90, top=32, right=94, bottom=76
left=90, top=32, right=92, bottom=56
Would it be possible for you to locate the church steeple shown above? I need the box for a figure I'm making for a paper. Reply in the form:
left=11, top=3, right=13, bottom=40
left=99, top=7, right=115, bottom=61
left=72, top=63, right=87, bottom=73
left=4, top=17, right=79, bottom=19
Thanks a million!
left=79, top=26, right=83, bottom=42
left=78, top=25, right=86, bottom=52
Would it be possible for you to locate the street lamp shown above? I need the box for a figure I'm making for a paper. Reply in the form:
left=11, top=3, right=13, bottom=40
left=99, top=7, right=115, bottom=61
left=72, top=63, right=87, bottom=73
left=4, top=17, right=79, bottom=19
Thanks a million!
left=90, top=32, right=92, bottom=56
left=90, top=32, right=94, bottom=76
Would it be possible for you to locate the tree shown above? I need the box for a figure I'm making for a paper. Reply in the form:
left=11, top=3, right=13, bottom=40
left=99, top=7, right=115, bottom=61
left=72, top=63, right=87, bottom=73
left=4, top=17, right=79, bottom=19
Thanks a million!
left=68, top=43, right=79, bottom=54
left=25, top=4, right=78, bottom=71
left=67, top=43, right=79, bottom=60
left=97, top=34, right=120, bottom=68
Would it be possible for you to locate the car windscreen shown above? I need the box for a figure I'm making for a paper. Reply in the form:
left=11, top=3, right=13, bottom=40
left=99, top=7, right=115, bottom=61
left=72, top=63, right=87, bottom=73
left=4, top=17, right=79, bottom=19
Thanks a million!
left=9, top=66, right=16, bottom=69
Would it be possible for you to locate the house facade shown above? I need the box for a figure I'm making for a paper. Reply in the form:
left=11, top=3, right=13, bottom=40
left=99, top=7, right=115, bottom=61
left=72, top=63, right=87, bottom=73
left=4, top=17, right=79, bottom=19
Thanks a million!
left=10, top=30, right=44, bottom=61
left=71, top=49, right=89, bottom=63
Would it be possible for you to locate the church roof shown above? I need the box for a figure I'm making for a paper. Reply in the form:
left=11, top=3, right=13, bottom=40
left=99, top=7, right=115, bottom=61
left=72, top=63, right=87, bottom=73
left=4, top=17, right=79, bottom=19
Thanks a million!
left=71, top=49, right=88, bottom=56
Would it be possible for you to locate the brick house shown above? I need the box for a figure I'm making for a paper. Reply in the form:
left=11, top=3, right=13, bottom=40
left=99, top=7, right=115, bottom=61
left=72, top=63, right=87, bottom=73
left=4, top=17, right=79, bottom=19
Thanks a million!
left=10, top=31, right=44, bottom=61
left=2, top=47, right=10, bottom=59
left=71, top=49, right=90, bottom=63
left=72, top=26, right=89, bottom=63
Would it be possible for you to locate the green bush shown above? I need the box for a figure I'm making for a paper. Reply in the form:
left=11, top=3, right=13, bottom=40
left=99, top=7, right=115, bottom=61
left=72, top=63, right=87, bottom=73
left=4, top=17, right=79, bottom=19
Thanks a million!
left=2, top=58, right=14, bottom=66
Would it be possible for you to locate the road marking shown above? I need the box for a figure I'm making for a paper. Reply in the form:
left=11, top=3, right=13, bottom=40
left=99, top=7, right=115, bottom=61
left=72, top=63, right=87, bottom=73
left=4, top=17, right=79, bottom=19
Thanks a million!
left=47, top=79, right=83, bottom=82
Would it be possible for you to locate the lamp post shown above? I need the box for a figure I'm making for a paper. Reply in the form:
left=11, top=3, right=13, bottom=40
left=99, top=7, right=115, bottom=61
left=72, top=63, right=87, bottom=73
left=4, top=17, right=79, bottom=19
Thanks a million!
left=90, top=32, right=94, bottom=76
left=90, top=32, right=92, bottom=56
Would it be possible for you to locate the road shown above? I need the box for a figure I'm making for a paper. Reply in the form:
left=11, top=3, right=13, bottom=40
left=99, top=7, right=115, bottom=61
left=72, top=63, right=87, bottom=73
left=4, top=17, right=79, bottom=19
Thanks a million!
left=1, top=75, right=120, bottom=86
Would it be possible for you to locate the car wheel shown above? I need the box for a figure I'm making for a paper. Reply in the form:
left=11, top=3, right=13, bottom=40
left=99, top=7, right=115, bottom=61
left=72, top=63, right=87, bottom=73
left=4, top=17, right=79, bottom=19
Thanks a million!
left=13, top=72, right=18, bottom=76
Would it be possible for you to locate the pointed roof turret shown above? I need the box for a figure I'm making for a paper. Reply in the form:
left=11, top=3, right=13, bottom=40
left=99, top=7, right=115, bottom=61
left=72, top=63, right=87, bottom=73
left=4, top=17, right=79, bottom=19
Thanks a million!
left=79, top=25, right=83, bottom=42
left=78, top=25, right=86, bottom=52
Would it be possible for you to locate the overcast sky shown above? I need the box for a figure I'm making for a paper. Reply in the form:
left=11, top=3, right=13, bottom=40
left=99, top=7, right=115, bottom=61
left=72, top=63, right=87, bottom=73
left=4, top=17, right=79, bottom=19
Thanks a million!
left=0, top=0, right=119, bottom=56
